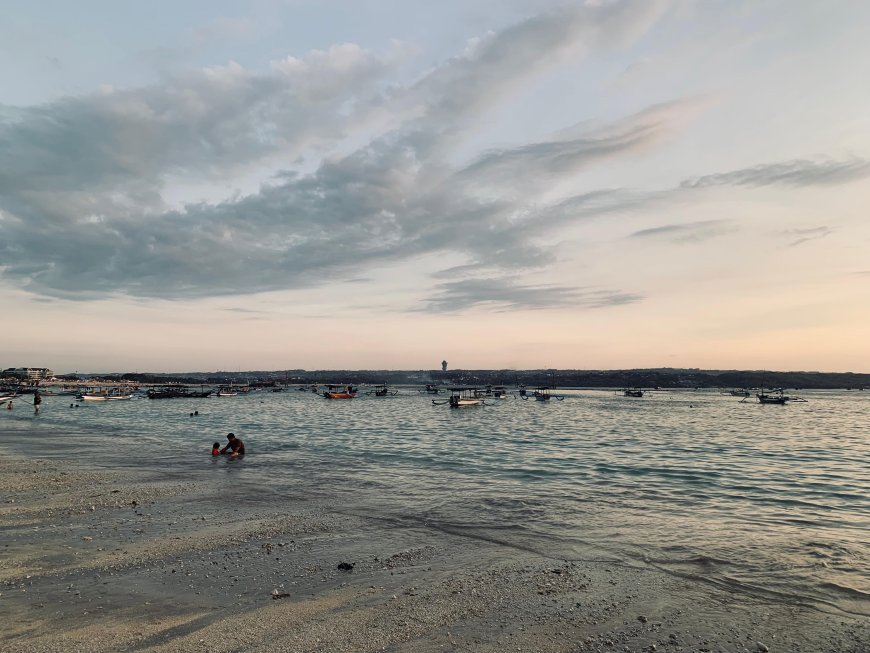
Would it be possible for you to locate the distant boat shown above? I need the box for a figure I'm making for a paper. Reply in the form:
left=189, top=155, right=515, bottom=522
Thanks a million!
left=522, top=386, right=564, bottom=401
left=755, top=388, right=805, bottom=404
left=368, top=384, right=397, bottom=397
left=725, top=388, right=751, bottom=397
left=216, top=386, right=239, bottom=397
left=323, top=385, right=357, bottom=399
left=432, top=388, right=483, bottom=407
left=147, top=385, right=212, bottom=399
left=449, top=388, right=483, bottom=408
left=78, top=386, right=135, bottom=401
left=623, top=388, right=644, bottom=398
left=533, top=387, right=551, bottom=401
left=483, top=385, right=509, bottom=399
left=424, top=384, right=440, bottom=394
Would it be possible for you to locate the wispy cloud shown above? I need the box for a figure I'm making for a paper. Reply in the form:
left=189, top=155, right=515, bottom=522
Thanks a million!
left=784, top=226, right=834, bottom=247
left=680, top=158, right=870, bottom=189
left=418, top=278, right=643, bottom=313
left=629, top=219, right=735, bottom=243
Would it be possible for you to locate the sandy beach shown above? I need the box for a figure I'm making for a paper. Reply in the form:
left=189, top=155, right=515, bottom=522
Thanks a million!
left=0, top=455, right=865, bottom=653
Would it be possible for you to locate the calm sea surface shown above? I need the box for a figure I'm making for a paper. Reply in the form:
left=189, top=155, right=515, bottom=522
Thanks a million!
left=3, top=387, right=868, bottom=616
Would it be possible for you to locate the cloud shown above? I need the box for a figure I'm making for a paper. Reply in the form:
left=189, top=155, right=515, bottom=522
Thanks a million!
left=784, top=226, right=833, bottom=247
left=629, top=219, right=734, bottom=243
left=458, top=99, right=703, bottom=192
left=418, top=278, right=643, bottom=313
left=0, top=3, right=676, bottom=306
left=680, top=158, right=870, bottom=189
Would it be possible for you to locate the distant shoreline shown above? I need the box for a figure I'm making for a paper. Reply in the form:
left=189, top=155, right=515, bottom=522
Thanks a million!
left=9, top=367, right=870, bottom=390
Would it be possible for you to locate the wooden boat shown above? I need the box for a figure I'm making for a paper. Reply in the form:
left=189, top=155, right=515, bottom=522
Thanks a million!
left=756, top=389, right=806, bottom=404
left=424, top=384, right=440, bottom=394
left=146, top=385, right=212, bottom=399
left=533, top=387, right=551, bottom=401
left=484, top=385, right=509, bottom=399
left=322, top=385, right=357, bottom=399
left=623, top=388, right=644, bottom=398
left=448, top=388, right=483, bottom=408
left=80, top=387, right=135, bottom=401
left=432, top=388, right=483, bottom=407
left=368, top=384, right=397, bottom=396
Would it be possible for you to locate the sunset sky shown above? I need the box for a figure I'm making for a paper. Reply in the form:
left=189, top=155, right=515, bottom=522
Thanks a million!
left=2, top=1, right=869, bottom=373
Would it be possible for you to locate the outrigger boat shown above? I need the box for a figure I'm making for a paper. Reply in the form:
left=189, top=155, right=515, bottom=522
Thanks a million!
left=423, top=384, right=440, bottom=394
left=368, top=384, right=398, bottom=396
left=754, top=388, right=806, bottom=405
left=79, top=387, right=135, bottom=401
left=533, top=387, right=551, bottom=401
left=322, top=384, right=357, bottom=399
left=146, top=385, right=212, bottom=399
left=433, top=388, right=484, bottom=408
left=519, top=387, right=565, bottom=401
left=483, top=385, right=509, bottom=399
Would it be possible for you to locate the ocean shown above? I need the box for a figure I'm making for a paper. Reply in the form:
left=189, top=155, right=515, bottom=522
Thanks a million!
left=2, top=386, right=868, bottom=618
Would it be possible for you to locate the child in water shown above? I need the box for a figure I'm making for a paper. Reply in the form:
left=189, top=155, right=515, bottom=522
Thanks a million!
left=211, top=442, right=221, bottom=456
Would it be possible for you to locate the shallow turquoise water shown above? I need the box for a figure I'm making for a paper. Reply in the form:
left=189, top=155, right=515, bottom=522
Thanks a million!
left=3, top=387, right=868, bottom=616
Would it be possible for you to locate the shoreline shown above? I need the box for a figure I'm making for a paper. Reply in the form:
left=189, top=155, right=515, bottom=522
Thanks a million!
left=1, top=455, right=866, bottom=653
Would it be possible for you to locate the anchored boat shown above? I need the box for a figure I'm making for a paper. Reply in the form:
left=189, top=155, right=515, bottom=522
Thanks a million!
left=322, top=385, right=357, bottom=399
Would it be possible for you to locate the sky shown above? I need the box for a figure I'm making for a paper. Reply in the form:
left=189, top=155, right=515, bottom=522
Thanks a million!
left=2, top=0, right=869, bottom=373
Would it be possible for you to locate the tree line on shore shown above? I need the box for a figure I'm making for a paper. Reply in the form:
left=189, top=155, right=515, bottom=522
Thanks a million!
left=49, top=368, right=870, bottom=390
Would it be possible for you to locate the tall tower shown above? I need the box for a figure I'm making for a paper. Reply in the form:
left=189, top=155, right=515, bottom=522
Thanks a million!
left=441, top=360, right=448, bottom=372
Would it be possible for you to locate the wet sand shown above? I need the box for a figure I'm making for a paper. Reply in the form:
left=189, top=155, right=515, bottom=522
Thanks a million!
left=0, top=457, right=866, bottom=653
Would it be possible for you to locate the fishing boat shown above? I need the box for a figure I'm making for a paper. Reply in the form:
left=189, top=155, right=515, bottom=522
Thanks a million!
left=322, top=385, right=357, bottom=399
left=440, top=388, right=484, bottom=408
left=368, top=384, right=397, bottom=396
left=80, top=387, right=135, bottom=401
left=725, top=388, right=750, bottom=397
left=623, top=388, right=644, bottom=398
left=432, top=388, right=483, bottom=407
left=424, top=384, right=440, bottom=394
left=146, top=385, right=212, bottom=399
left=216, top=386, right=239, bottom=397
left=483, top=385, right=509, bottom=399
left=533, top=387, right=551, bottom=401
left=755, top=388, right=806, bottom=404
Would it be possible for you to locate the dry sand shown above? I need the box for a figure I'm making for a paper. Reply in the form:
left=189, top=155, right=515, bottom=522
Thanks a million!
left=0, top=457, right=866, bottom=653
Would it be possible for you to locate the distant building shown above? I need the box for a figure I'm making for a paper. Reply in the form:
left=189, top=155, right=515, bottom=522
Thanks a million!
left=442, top=360, right=448, bottom=372
left=2, top=367, right=54, bottom=381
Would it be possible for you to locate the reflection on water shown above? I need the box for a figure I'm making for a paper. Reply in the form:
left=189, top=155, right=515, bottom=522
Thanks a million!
left=4, top=388, right=869, bottom=615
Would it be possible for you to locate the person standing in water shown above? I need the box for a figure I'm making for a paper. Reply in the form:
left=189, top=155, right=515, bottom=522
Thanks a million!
left=33, top=392, right=42, bottom=414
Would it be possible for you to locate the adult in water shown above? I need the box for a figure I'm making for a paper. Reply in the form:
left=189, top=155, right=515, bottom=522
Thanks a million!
left=220, top=433, right=245, bottom=457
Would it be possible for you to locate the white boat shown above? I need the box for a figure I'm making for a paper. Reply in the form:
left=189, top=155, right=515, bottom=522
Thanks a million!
left=79, top=386, right=135, bottom=401
left=433, top=388, right=484, bottom=407
left=756, top=389, right=806, bottom=405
